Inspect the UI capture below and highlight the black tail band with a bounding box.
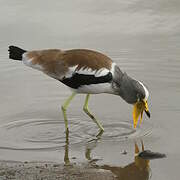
[8,46,27,61]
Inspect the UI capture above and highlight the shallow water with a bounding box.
[0,0,180,179]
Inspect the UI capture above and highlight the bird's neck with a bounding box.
[112,72,138,104]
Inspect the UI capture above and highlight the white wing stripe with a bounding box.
[65,65,110,78]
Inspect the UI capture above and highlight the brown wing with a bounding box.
[25,48,113,79]
[62,49,113,70]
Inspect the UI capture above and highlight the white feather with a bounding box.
[138,81,149,100]
[95,68,110,77]
[22,53,44,71]
[65,65,110,78]
[110,62,116,75]
[75,83,114,94]
[65,65,78,78]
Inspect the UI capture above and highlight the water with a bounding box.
[0,0,180,179]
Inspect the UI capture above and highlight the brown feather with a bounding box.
[63,49,112,70]
[26,49,113,78]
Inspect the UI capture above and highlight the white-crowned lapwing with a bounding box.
[8,46,150,133]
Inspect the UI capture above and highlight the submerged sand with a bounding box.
[0,161,115,180]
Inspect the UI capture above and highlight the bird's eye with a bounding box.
[137,94,141,102]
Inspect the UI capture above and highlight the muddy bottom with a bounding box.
[0,161,115,180]
[0,139,166,180]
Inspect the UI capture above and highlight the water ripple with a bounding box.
[0,117,153,151]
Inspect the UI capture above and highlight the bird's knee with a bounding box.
[83,106,88,112]
[61,105,66,112]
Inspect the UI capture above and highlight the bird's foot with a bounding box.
[96,129,104,139]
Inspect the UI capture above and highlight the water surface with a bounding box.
[0,0,180,179]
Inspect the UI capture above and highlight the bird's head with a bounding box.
[132,81,150,128]
[117,73,150,128]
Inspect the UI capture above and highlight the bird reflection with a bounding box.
[85,139,165,180]
[63,132,166,180]
[64,130,103,165]
[85,130,103,161]
[101,141,150,180]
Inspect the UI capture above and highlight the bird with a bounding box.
[8,45,150,133]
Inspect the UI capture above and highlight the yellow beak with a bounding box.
[133,100,150,128]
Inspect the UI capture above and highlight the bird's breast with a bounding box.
[74,83,114,94]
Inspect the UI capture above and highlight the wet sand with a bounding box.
[0,0,180,179]
[0,161,115,180]
[0,140,166,180]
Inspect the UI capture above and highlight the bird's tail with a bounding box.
[8,45,27,61]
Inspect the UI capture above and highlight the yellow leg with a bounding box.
[83,94,104,132]
[64,130,70,165]
[61,92,76,132]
